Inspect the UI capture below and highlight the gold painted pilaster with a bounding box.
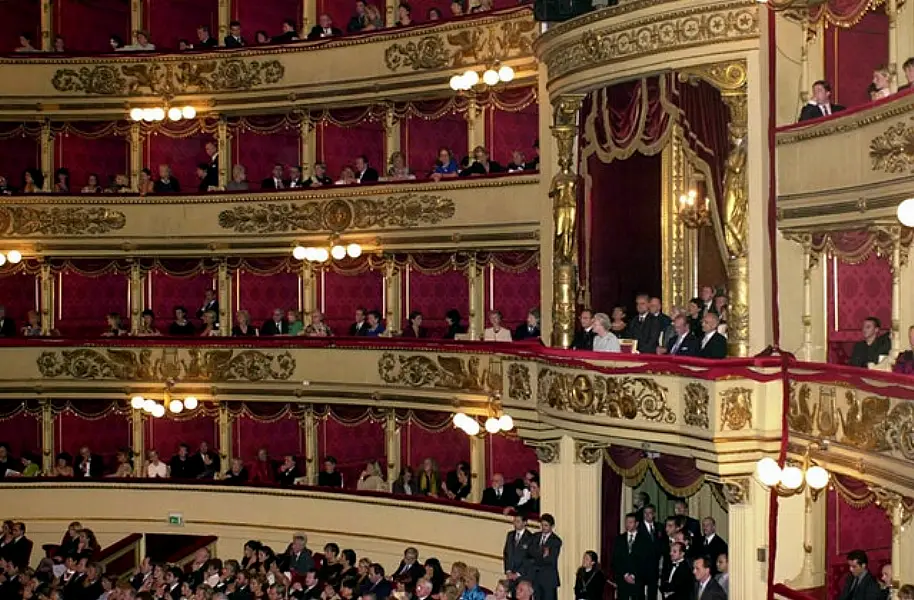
[303,0,316,36]
[384,259,402,336]
[301,262,316,315]
[131,0,143,36]
[384,410,400,491]
[467,256,485,340]
[801,236,817,361]
[301,122,316,177]
[889,0,899,93]
[888,494,914,585]
[40,120,54,191]
[469,434,485,503]
[40,399,53,473]
[549,94,585,349]
[662,124,690,311]
[218,0,231,40]
[726,478,768,599]
[131,408,145,475]
[218,402,232,463]
[217,117,230,188]
[129,124,143,189]
[129,260,144,335]
[39,261,55,335]
[889,226,903,351]
[40,0,52,51]
[217,259,232,335]
[384,107,399,167]
[302,407,318,485]
[466,97,485,157]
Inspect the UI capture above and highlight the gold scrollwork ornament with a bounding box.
[528,440,560,463]
[683,382,710,429]
[0,206,126,236]
[506,363,532,402]
[719,387,753,431]
[575,441,607,464]
[378,352,487,391]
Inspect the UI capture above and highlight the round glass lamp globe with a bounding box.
[183,396,198,410]
[130,395,145,409]
[142,108,156,122]
[168,399,184,414]
[331,245,347,260]
[484,417,500,434]
[497,65,515,82]
[151,403,166,418]
[755,457,782,487]
[143,399,157,413]
[449,75,463,91]
[346,243,362,258]
[463,70,479,87]
[167,107,183,121]
[498,414,514,431]
[463,418,480,436]
[897,198,914,228]
[7,250,21,264]
[303,247,318,262]
[182,106,196,119]
[482,69,499,86]
[130,108,144,121]
[152,108,166,121]
[292,246,307,260]
[0,254,6,267]
[805,465,830,490]
[780,465,805,490]
[314,248,330,263]
[453,412,469,428]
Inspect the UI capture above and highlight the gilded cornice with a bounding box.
[536,0,759,84]
[0,205,126,235]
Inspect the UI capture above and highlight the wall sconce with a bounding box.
[129,105,198,123]
[130,380,199,418]
[677,189,710,229]
[0,250,23,267]
[449,62,515,92]
[453,397,514,437]
[755,444,830,500]
[293,235,362,264]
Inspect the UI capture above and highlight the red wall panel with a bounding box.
[233,0,301,45]
[57,0,130,53]
[401,112,468,177]
[825,489,891,600]
[0,137,40,188]
[148,270,216,326]
[826,255,892,364]
[485,103,539,166]
[316,121,385,181]
[321,269,384,335]
[825,8,889,109]
[236,270,301,325]
[0,0,40,52]
[0,411,41,458]
[489,265,540,331]
[56,133,129,193]
[404,268,468,336]
[486,433,537,484]
[145,0,218,51]
[318,415,385,488]
[146,413,218,458]
[0,273,39,324]
[55,411,130,469]
[233,409,303,462]
[57,271,129,337]
[402,420,469,476]
[145,131,215,192]
[232,128,301,190]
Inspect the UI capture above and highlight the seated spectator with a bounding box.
[105,173,130,193]
[303,311,332,336]
[134,309,160,336]
[516,479,540,515]
[698,313,728,359]
[20,310,42,337]
[506,151,527,173]
[120,30,155,51]
[308,14,343,40]
[850,316,892,368]
[287,165,305,188]
[82,173,102,193]
[608,305,627,335]
[354,155,380,183]
[18,452,40,477]
[798,80,844,121]
[357,460,387,492]
[318,456,343,487]
[109,449,133,477]
[136,168,154,194]
[471,0,493,11]
[902,57,914,90]
[387,151,415,180]
[362,4,385,30]
[169,306,197,335]
[443,309,466,339]
[178,39,193,51]
[232,310,258,336]
[0,306,14,338]
[459,146,504,176]
[224,458,249,484]
[287,309,304,335]
[686,298,703,337]
[590,312,621,353]
[272,19,300,44]
[401,311,427,338]
[395,3,413,26]
[431,147,460,181]
[52,453,74,477]
[250,448,275,484]
[0,175,15,195]
[659,314,699,357]
[392,467,414,495]
[450,0,465,16]
[226,164,249,190]
[461,568,485,600]
[481,473,514,508]
[102,312,128,337]
[22,168,43,193]
[195,25,218,48]
[428,7,442,20]
[305,162,333,187]
[867,82,879,101]
[51,35,65,52]
[894,325,914,374]
[513,309,540,341]
[146,450,168,478]
[225,20,245,47]
[262,163,286,189]
[109,35,125,50]
[900,584,914,600]
[197,453,217,479]
[200,310,219,336]
[483,310,512,342]
[262,308,290,335]
[54,168,70,192]
[365,310,385,336]
[336,166,357,185]
[442,465,470,501]
[525,139,540,170]
[348,0,368,32]
[15,33,37,52]
[872,66,892,100]
[255,30,271,44]
[154,164,180,193]
[196,163,212,192]
[277,454,298,486]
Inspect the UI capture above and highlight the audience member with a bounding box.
[573,551,603,600]
[196,25,218,48]
[698,313,727,359]
[354,155,380,183]
[225,21,245,47]
[460,146,504,176]
[513,310,540,341]
[15,33,37,52]
[401,311,427,338]
[308,14,343,40]
[590,312,621,353]
[483,310,512,342]
[571,309,595,350]
[304,163,333,187]
[394,4,413,27]
[872,66,892,100]
[226,164,249,190]
[273,19,300,43]
[154,164,180,192]
[850,316,892,368]
[893,325,914,374]
[799,80,845,121]
[443,309,466,339]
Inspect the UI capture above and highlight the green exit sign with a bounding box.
[168,513,184,526]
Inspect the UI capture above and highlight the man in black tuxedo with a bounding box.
[190,441,221,475]
[691,556,726,600]
[286,165,305,188]
[130,556,153,590]
[261,164,286,190]
[261,308,290,335]
[362,564,392,599]
[662,315,700,356]
[798,80,846,122]
[626,294,662,354]
[62,556,88,597]
[0,306,15,337]
[571,310,596,351]
[503,514,533,583]
[838,550,882,600]
[307,14,343,40]
[75,446,104,478]
[697,314,727,359]
[697,518,728,574]
[390,547,425,588]
[304,162,333,187]
[673,502,702,541]
[272,19,299,44]
[613,513,650,600]
[483,473,516,508]
[514,310,541,341]
[698,286,716,317]
[659,543,692,600]
[649,297,671,332]
[5,523,32,570]
[354,155,379,183]
[638,505,665,600]
[349,308,369,336]
[224,21,244,47]
[347,0,367,32]
[229,569,252,600]
[196,25,218,48]
[154,164,180,193]
[197,289,219,321]
[203,141,219,189]
[528,514,561,600]
[169,443,194,479]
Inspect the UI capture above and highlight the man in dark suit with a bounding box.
[0,306,14,338]
[284,533,314,574]
[572,310,596,351]
[659,543,692,600]
[663,315,700,356]
[307,14,343,40]
[697,518,728,574]
[224,21,244,47]
[697,314,727,359]
[838,550,882,600]
[347,0,367,32]
[229,569,252,600]
[673,502,702,542]
[6,523,32,570]
[849,316,892,368]
[638,505,665,600]
[390,547,425,589]
[354,155,379,183]
[798,80,846,122]
[196,26,218,48]
[190,441,221,475]
[75,446,104,478]
[169,443,194,479]
[360,564,391,598]
[261,308,290,336]
[691,556,726,600]
[626,294,662,354]
[286,165,305,188]
[272,19,300,44]
[153,164,180,193]
[483,473,516,508]
[649,297,672,331]
[261,164,286,190]
[197,289,219,321]
[528,513,561,600]
[503,514,534,582]
[698,286,716,317]
[349,308,369,336]
[613,513,650,600]
[202,141,219,189]
[514,310,541,341]
[304,162,333,187]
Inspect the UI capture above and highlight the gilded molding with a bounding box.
[539,1,758,81]
[869,117,914,173]
[574,441,608,464]
[538,368,676,423]
[217,194,456,233]
[683,382,710,429]
[377,352,495,391]
[527,440,560,463]
[36,348,296,382]
[0,205,126,235]
[719,387,753,431]
[506,362,532,402]
[719,477,750,504]
[52,59,285,96]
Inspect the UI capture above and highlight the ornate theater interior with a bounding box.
[0,0,912,599]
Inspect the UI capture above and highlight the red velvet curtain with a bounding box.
[825,486,892,599]
[232,404,303,463]
[57,271,129,337]
[233,0,301,43]
[56,0,130,53]
[145,131,216,193]
[318,412,385,488]
[825,7,889,108]
[402,415,469,474]
[489,264,540,331]
[145,412,218,458]
[149,270,216,326]
[826,254,892,364]
[145,0,218,51]
[0,0,40,52]
[0,273,38,324]
[401,111,468,178]
[55,408,130,469]
[0,408,41,458]
[232,126,301,190]
[236,270,301,325]
[485,103,539,166]
[322,268,383,334]
[316,120,386,181]
[55,131,129,193]
[587,151,662,313]
[0,135,40,188]
[405,267,468,336]
[485,434,537,483]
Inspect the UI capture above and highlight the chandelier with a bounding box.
[130,380,199,418]
[449,63,515,92]
[0,250,23,267]
[292,235,362,263]
[452,394,515,436]
[677,189,710,229]
[129,105,198,123]
[755,444,830,499]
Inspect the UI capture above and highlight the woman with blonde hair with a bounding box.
[362,4,384,30]
[872,65,892,100]
[387,151,415,181]
[418,457,440,496]
[461,567,485,600]
[447,563,468,596]
[357,460,387,491]
[200,310,219,336]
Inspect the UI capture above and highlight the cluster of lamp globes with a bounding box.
[130,394,198,418]
[292,244,362,263]
[452,412,514,436]
[129,106,198,123]
[0,250,23,267]
[755,457,829,491]
[898,198,914,228]
[449,65,515,92]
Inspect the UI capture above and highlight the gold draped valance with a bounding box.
[808,228,913,265]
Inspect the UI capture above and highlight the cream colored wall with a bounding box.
[776,234,807,356]
[6,483,511,586]
[775,15,806,127]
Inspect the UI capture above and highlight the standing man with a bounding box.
[638,504,665,600]
[503,514,533,585]
[837,550,882,600]
[626,294,662,354]
[572,309,596,350]
[691,556,726,600]
[612,512,650,600]
[528,514,561,600]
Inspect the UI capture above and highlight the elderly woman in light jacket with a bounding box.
[357,460,387,492]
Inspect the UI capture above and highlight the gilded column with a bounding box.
[217,117,230,188]
[39,261,55,335]
[302,407,319,484]
[466,97,485,157]
[218,0,231,40]
[217,259,232,335]
[887,493,914,585]
[129,123,143,188]
[40,399,53,473]
[384,106,399,167]
[662,124,690,310]
[131,0,143,36]
[384,410,400,491]
[801,236,817,361]
[384,258,402,336]
[468,434,485,503]
[467,256,485,340]
[301,262,316,315]
[40,120,54,191]
[302,0,317,36]
[218,402,233,464]
[129,260,144,335]
[723,478,768,600]
[40,0,52,51]
[549,95,585,349]
[888,0,899,92]
[784,492,826,590]
[301,122,317,177]
[131,408,145,474]
[890,226,903,352]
